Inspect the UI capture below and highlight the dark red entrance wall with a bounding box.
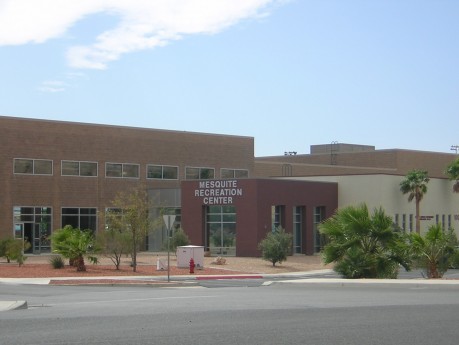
[181,179,337,257]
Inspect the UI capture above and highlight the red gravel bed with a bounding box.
[0,263,242,278]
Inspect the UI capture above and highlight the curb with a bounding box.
[0,300,28,312]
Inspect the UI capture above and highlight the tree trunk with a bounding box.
[132,236,137,272]
[75,255,86,272]
[415,199,421,234]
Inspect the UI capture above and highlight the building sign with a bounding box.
[194,180,243,205]
[420,216,434,221]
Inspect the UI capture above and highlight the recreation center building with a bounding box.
[1,116,457,256]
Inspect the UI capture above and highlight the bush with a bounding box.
[50,225,99,271]
[0,237,30,265]
[49,255,65,269]
[409,224,459,278]
[319,204,410,279]
[171,228,190,252]
[258,227,292,267]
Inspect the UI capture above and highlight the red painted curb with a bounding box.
[195,275,263,280]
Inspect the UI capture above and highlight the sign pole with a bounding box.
[162,214,176,282]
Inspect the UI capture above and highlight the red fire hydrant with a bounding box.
[189,258,195,274]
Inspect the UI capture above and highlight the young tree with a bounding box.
[97,218,132,270]
[400,169,430,234]
[409,224,459,278]
[319,204,410,279]
[50,225,98,271]
[258,227,293,267]
[0,237,30,266]
[109,185,160,272]
[445,157,459,193]
[164,228,190,254]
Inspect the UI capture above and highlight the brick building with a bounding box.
[0,116,254,254]
[1,116,457,256]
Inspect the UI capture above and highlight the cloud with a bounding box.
[37,80,67,93]
[0,0,279,69]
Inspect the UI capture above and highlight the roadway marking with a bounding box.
[48,295,217,306]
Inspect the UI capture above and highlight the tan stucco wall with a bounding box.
[285,174,459,235]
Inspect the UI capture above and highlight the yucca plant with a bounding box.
[49,255,65,269]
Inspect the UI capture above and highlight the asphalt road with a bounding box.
[1,281,459,345]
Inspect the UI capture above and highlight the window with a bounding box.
[106,163,139,178]
[62,161,97,176]
[206,205,236,256]
[62,207,97,232]
[271,205,284,231]
[293,206,304,254]
[221,168,249,179]
[442,214,446,230]
[313,206,325,253]
[147,165,178,180]
[409,214,413,232]
[402,214,406,231]
[186,167,215,180]
[14,158,52,175]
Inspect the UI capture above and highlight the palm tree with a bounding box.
[409,223,459,278]
[445,157,459,193]
[400,169,430,234]
[319,204,410,279]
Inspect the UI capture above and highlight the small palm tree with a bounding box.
[400,169,430,234]
[319,204,410,279]
[445,157,459,193]
[50,225,98,271]
[409,224,459,278]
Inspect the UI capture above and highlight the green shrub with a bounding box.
[49,255,65,269]
[50,225,99,271]
[319,204,411,279]
[0,237,30,266]
[409,225,459,278]
[258,227,292,267]
[168,228,190,253]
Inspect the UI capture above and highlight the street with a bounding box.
[1,281,459,345]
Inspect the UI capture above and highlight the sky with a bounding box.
[0,0,458,157]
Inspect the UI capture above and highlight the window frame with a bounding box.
[14,158,53,175]
[105,162,140,179]
[185,166,215,180]
[146,164,179,180]
[220,168,249,179]
[61,160,98,177]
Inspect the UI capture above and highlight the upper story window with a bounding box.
[106,163,139,178]
[14,158,53,175]
[221,168,249,179]
[186,167,215,180]
[147,165,178,180]
[62,161,98,177]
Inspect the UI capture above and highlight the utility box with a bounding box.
[176,245,204,269]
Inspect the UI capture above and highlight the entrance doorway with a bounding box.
[13,207,52,254]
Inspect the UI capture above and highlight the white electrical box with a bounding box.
[176,245,204,269]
